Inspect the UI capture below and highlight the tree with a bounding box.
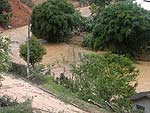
[31,0,81,42]
[78,0,127,7]
[71,53,138,112]
[84,2,150,56]
[0,0,12,26]
[0,35,10,72]
[0,35,11,87]
[19,37,46,68]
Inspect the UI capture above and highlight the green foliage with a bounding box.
[0,35,11,72]
[0,0,12,26]
[0,96,18,107]
[82,33,95,49]
[31,0,82,42]
[20,0,33,8]
[19,37,46,68]
[0,97,32,113]
[71,53,138,112]
[28,63,48,84]
[78,0,127,6]
[9,62,27,77]
[85,2,150,56]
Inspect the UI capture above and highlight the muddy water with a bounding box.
[136,61,150,92]
[41,43,105,79]
[42,43,104,65]
[42,43,150,92]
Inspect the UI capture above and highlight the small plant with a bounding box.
[71,53,139,112]
[0,97,32,113]
[19,36,46,68]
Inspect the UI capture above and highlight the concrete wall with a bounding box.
[131,98,150,113]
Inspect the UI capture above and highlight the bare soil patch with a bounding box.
[0,0,31,31]
[9,0,32,28]
[0,75,86,113]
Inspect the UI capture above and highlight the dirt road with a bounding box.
[0,74,86,113]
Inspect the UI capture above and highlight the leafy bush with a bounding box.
[9,62,27,77]
[28,64,48,85]
[0,100,32,113]
[71,53,139,112]
[84,2,150,56]
[19,36,46,68]
[31,0,82,42]
[0,96,32,113]
[0,0,12,26]
[0,35,11,72]
[0,96,18,107]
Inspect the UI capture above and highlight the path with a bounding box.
[0,74,86,113]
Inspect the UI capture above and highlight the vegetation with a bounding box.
[0,0,12,26]
[19,37,46,68]
[20,0,33,8]
[78,0,126,7]
[70,53,138,112]
[31,0,82,42]
[83,2,150,56]
[0,96,32,113]
[0,35,10,72]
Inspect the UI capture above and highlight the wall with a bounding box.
[131,98,150,113]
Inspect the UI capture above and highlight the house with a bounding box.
[130,91,150,113]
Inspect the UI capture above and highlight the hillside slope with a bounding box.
[0,0,31,31]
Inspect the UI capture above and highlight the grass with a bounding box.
[42,76,111,113]
[0,101,32,113]
[9,68,111,113]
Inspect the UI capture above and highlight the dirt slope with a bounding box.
[0,0,31,31]
[0,75,86,113]
[9,0,32,28]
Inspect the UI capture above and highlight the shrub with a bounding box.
[31,0,82,42]
[9,62,27,77]
[19,37,46,68]
[0,96,32,113]
[0,0,12,26]
[84,2,150,56]
[0,35,11,72]
[71,53,139,112]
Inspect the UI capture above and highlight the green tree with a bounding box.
[19,37,46,68]
[31,0,81,42]
[84,2,150,56]
[71,53,138,112]
[0,0,12,26]
[0,35,10,87]
[0,35,10,72]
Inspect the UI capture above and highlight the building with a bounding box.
[130,91,150,113]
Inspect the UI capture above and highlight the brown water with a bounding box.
[43,43,150,92]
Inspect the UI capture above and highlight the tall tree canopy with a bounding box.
[84,2,150,56]
[31,0,81,42]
